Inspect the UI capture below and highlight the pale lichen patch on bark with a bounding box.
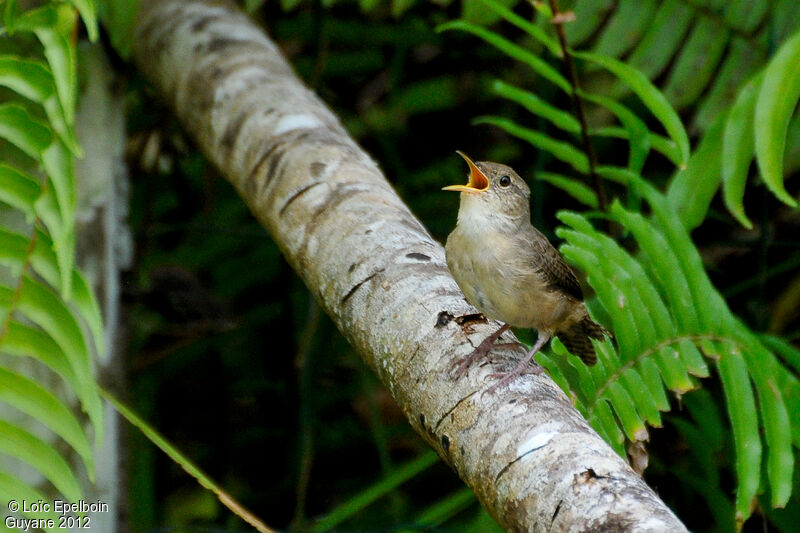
[274,114,324,135]
[517,424,560,456]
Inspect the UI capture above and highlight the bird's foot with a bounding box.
[483,334,549,394]
[450,324,516,378]
[484,361,543,394]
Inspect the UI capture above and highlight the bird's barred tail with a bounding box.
[558,317,610,365]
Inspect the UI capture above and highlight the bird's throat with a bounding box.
[457,194,517,236]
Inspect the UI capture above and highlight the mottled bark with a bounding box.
[131,1,687,531]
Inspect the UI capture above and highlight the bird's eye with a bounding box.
[499,175,511,187]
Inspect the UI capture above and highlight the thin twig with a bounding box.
[547,0,608,211]
[101,387,276,533]
[293,299,321,526]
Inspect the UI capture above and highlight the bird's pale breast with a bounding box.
[445,225,577,333]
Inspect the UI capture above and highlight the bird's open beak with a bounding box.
[442,151,489,193]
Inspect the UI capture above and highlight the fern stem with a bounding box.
[100,386,276,533]
[547,0,608,211]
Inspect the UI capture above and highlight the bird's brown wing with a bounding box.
[527,227,584,301]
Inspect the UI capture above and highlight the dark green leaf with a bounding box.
[0,103,53,158]
[754,30,800,207]
[3,0,20,31]
[69,0,98,41]
[437,20,571,93]
[589,399,626,456]
[604,382,646,442]
[722,73,763,229]
[0,419,82,502]
[749,344,793,507]
[591,0,658,60]
[96,0,138,57]
[0,471,62,530]
[14,277,92,385]
[0,228,27,277]
[0,368,93,475]
[563,0,615,47]
[564,0,617,46]
[590,127,681,167]
[41,140,76,297]
[560,243,640,359]
[0,56,53,102]
[620,368,662,427]
[462,0,516,27]
[726,0,769,32]
[559,214,696,390]
[535,353,572,399]
[309,450,439,530]
[693,39,762,133]
[622,0,693,81]
[493,80,580,134]
[0,164,40,220]
[25,5,77,127]
[0,56,78,152]
[760,334,800,376]
[1,320,104,441]
[662,18,729,110]
[717,355,761,524]
[472,0,561,56]
[536,172,598,208]
[666,114,725,230]
[580,91,650,173]
[32,230,105,357]
[575,51,690,166]
[473,116,588,173]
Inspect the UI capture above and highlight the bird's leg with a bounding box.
[451,323,516,377]
[485,333,548,393]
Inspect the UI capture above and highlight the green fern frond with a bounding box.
[436,19,571,93]
[581,0,783,132]
[669,27,800,229]
[666,113,725,230]
[0,0,103,525]
[443,0,800,526]
[753,30,800,207]
[473,115,589,173]
[721,73,761,230]
[554,193,793,521]
[449,0,800,229]
[610,169,793,517]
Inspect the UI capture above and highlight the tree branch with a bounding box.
[132,1,687,530]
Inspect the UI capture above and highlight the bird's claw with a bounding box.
[483,363,543,394]
[449,324,514,378]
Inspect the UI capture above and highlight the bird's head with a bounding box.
[443,151,531,226]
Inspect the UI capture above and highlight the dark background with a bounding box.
[117,1,800,531]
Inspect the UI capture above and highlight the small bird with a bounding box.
[443,151,608,389]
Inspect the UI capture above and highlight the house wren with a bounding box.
[443,151,608,389]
